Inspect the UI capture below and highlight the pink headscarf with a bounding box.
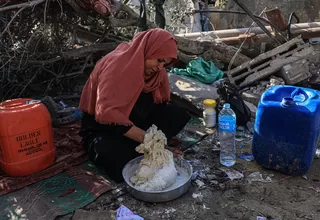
[79,28,177,125]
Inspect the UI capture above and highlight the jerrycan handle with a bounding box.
[290,88,308,103]
[281,88,308,107]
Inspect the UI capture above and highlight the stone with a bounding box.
[207,174,217,180]
[279,59,311,85]
[309,62,320,75]
[198,171,207,180]
[168,73,219,117]
[237,126,245,131]
[268,76,285,87]
[219,183,226,190]
[72,209,115,220]
[246,120,255,133]
[241,91,261,106]
[210,180,219,185]
[244,101,257,118]
[192,146,200,153]
[195,179,205,188]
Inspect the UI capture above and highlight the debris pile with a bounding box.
[0,0,253,102]
[227,36,320,107]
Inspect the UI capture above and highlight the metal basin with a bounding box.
[122,156,193,203]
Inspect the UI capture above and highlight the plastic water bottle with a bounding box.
[218,103,236,166]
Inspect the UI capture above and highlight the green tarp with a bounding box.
[171,57,224,84]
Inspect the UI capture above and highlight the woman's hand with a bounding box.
[123,125,146,143]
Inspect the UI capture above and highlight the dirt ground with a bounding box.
[52,40,320,220]
[56,125,320,220]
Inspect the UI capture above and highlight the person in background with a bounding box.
[78,28,190,182]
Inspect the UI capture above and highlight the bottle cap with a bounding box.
[203,99,216,107]
[223,103,230,108]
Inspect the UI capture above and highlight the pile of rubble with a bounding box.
[226,36,320,107]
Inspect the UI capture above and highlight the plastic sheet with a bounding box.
[116,205,144,220]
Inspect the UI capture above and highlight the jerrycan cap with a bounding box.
[281,97,296,107]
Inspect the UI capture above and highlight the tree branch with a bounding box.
[63,0,88,20]
[1,7,25,35]
[0,0,45,12]
[62,43,118,59]
[109,4,157,28]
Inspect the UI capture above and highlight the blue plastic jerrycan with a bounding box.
[252,85,320,175]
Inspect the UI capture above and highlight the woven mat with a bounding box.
[0,123,87,196]
[0,161,112,220]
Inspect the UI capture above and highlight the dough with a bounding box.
[130,125,177,191]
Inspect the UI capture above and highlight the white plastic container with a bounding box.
[203,99,217,128]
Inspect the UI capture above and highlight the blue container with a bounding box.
[252,85,320,175]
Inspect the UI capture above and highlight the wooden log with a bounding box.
[74,27,251,66]
[216,27,320,46]
[175,22,320,40]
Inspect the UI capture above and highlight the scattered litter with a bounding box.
[237,126,245,131]
[192,192,203,201]
[210,180,219,185]
[309,37,320,45]
[236,132,253,139]
[212,145,220,152]
[184,148,196,154]
[117,197,124,202]
[235,137,244,142]
[315,149,320,159]
[202,204,210,210]
[195,179,205,188]
[309,186,320,193]
[247,172,273,184]
[239,145,245,149]
[112,186,127,198]
[302,175,308,180]
[187,159,205,166]
[191,172,198,180]
[164,208,176,214]
[269,76,285,87]
[192,170,208,180]
[115,205,144,220]
[198,171,207,180]
[219,183,226,190]
[59,100,68,108]
[257,216,279,220]
[256,216,278,220]
[219,167,244,180]
[239,154,254,161]
[207,174,217,180]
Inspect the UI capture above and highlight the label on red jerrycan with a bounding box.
[0,98,56,177]
[13,129,51,157]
